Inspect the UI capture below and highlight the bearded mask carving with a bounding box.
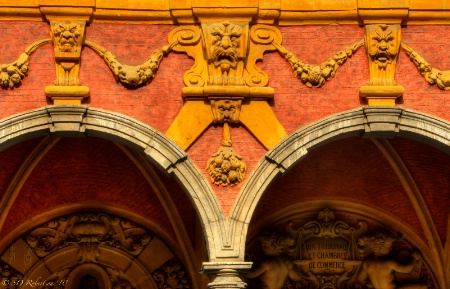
[367,25,399,70]
[365,24,401,86]
[202,21,248,86]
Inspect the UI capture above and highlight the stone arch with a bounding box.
[0,204,192,289]
[0,105,226,261]
[230,106,450,288]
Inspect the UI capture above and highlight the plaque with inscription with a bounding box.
[246,208,436,289]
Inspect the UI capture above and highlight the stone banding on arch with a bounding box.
[0,105,227,261]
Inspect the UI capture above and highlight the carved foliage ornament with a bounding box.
[0,39,51,89]
[246,209,434,289]
[206,123,246,186]
[152,259,191,289]
[85,40,177,87]
[273,39,364,88]
[402,42,450,90]
[26,213,152,263]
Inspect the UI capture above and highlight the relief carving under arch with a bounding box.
[246,207,437,289]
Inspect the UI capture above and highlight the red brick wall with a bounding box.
[251,137,427,242]
[1,22,450,220]
[0,138,180,242]
[390,138,450,246]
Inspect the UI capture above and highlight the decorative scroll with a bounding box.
[206,123,246,186]
[85,39,177,87]
[0,39,51,89]
[246,208,434,289]
[402,42,450,90]
[246,25,282,87]
[26,213,152,262]
[152,259,191,289]
[273,40,364,88]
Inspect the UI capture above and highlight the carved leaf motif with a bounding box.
[0,39,51,89]
[26,214,153,260]
[152,259,191,289]
[273,39,364,88]
[85,39,176,87]
[402,42,450,90]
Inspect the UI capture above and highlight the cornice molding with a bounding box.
[1,0,450,25]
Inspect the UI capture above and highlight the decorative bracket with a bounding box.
[360,24,404,106]
[45,21,89,104]
[165,23,287,153]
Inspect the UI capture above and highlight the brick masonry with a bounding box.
[0,22,449,245]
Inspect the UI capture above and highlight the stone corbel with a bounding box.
[45,21,90,104]
[165,23,287,153]
[359,24,404,106]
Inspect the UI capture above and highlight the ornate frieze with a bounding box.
[0,39,51,89]
[26,213,152,263]
[246,208,435,289]
[402,42,450,90]
[273,39,364,88]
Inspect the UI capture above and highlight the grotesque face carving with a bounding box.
[53,22,82,52]
[208,22,243,72]
[368,25,399,69]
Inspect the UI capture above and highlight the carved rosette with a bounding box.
[152,259,191,289]
[25,213,152,263]
[246,208,436,289]
[365,24,401,86]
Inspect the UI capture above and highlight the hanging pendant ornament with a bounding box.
[206,123,246,186]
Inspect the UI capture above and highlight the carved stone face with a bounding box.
[368,25,399,69]
[209,22,243,72]
[55,23,81,52]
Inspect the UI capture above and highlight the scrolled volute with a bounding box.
[0,39,51,89]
